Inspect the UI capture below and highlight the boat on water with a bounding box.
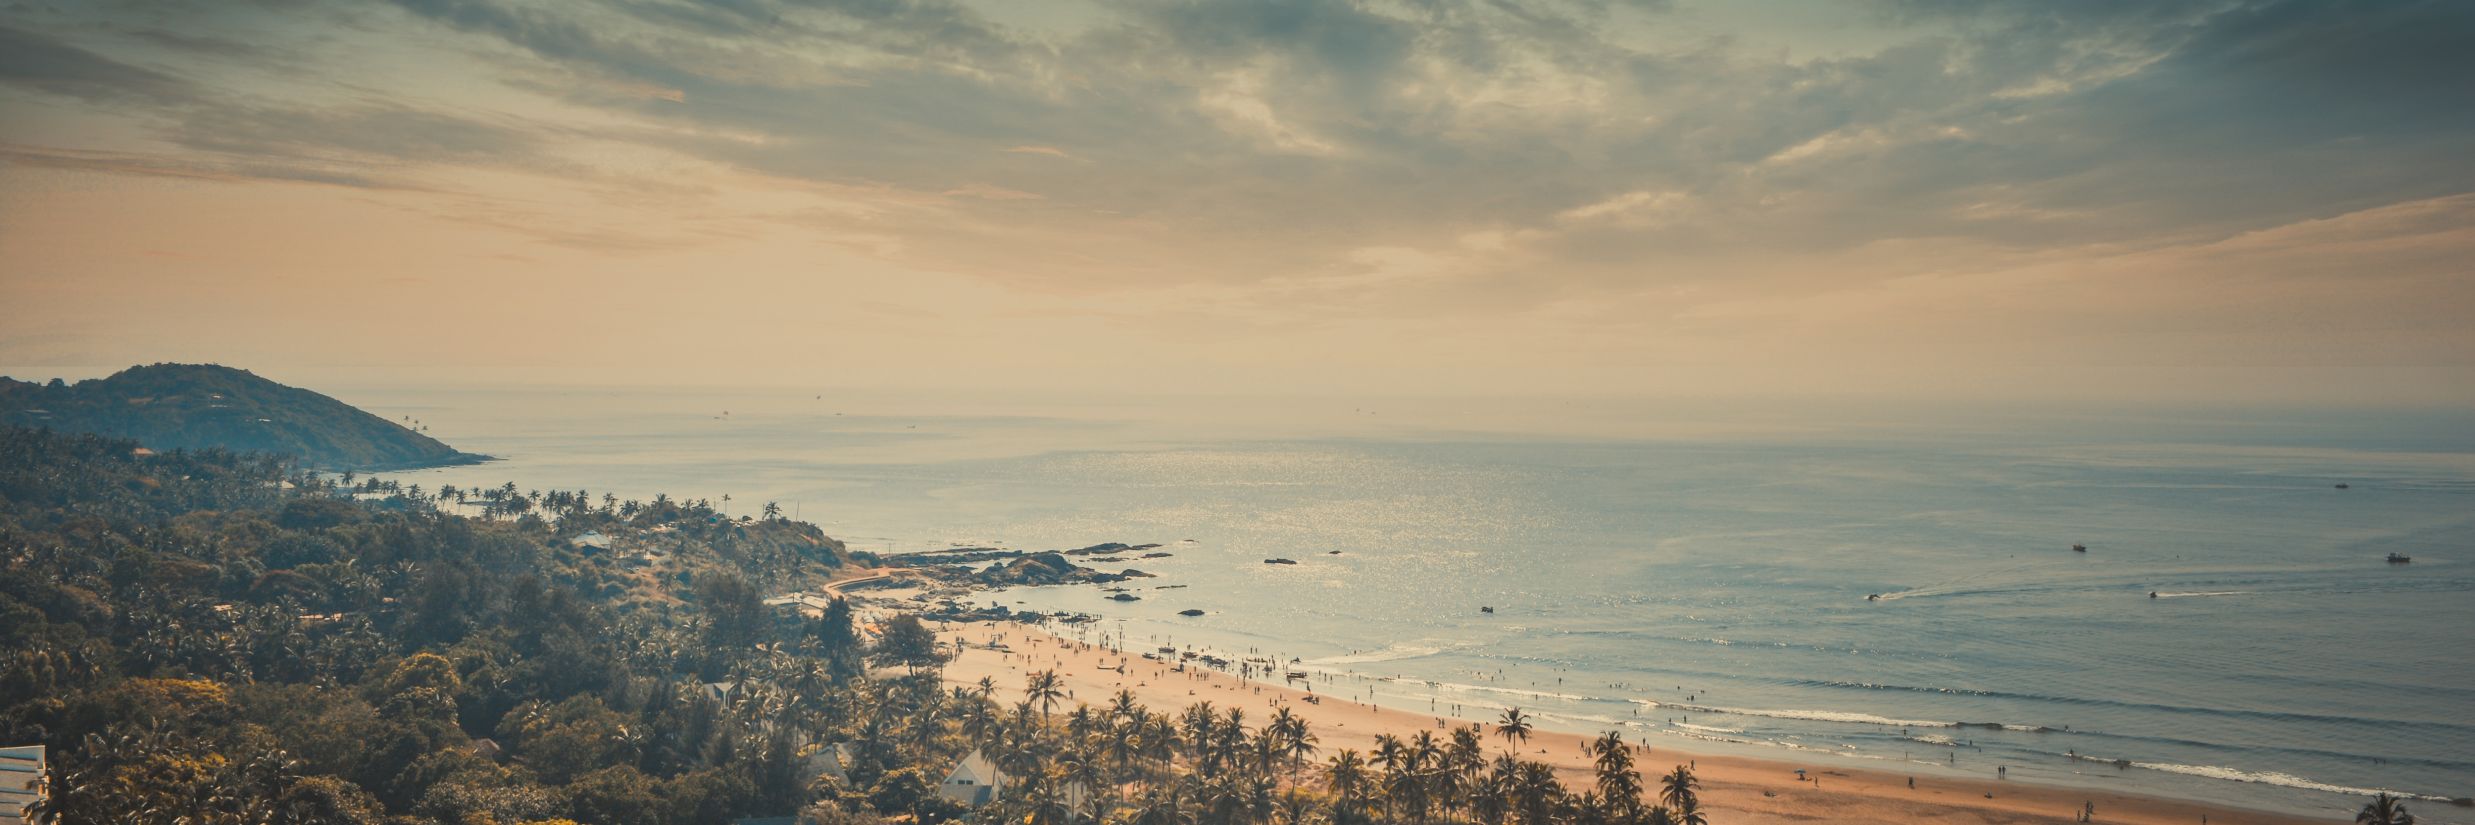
[2387,553,2413,564]
[1263,558,1298,565]
[2071,544,2087,552]
[1480,605,1495,613]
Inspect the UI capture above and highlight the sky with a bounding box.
[2,0,2471,407]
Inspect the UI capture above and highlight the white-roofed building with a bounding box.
[938,749,1005,806]
[0,745,45,825]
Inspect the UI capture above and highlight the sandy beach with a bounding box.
[933,621,2341,825]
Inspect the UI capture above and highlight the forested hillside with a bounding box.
[0,425,872,823]
[0,364,487,470]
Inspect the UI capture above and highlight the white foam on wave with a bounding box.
[1660,728,1761,747]
[1403,679,1594,704]
[1308,642,1448,666]
[1527,709,1637,729]
[1672,722,1744,735]
[1631,699,1954,730]
[2127,761,2449,801]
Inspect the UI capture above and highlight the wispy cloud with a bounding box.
[2,0,2470,400]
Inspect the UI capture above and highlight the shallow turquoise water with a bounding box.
[367,386,2475,821]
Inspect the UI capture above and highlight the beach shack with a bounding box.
[938,749,1005,806]
[804,741,857,784]
[0,745,45,825]
[571,531,612,555]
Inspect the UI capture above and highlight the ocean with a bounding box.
[357,383,2475,822]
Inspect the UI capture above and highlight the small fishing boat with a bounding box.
[2387,553,2413,564]
[1179,609,1205,616]
[2071,544,2087,552]
[1480,606,1495,613]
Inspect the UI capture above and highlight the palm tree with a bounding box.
[1327,750,1371,821]
[1589,730,1642,819]
[2358,793,2417,825]
[1268,707,1317,778]
[1437,725,1482,823]
[1470,757,1517,825]
[1180,702,1219,765]
[1514,760,1564,825]
[1659,765,1700,814]
[1027,669,1065,720]
[1128,785,1192,825]
[1497,707,1535,752]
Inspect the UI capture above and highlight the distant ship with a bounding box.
[2386,553,2412,564]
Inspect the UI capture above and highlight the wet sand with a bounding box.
[934,621,2340,825]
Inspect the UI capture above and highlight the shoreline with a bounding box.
[932,619,2344,825]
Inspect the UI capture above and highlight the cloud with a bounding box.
[0,143,415,191]
[171,101,548,168]
[0,23,193,105]
[4,0,2473,402]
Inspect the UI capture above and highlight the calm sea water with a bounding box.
[360,385,2475,821]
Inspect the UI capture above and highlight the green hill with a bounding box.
[0,363,488,470]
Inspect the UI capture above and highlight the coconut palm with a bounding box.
[1064,752,1112,822]
[1180,701,1219,765]
[1514,760,1564,825]
[1027,669,1065,720]
[1498,707,1535,752]
[2358,793,2416,825]
[1470,758,1516,825]
[1659,765,1701,815]
[1327,749,1372,822]
[1128,785,1193,825]
[1266,706,1318,777]
[1589,730,1643,820]
[1428,732,1474,824]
